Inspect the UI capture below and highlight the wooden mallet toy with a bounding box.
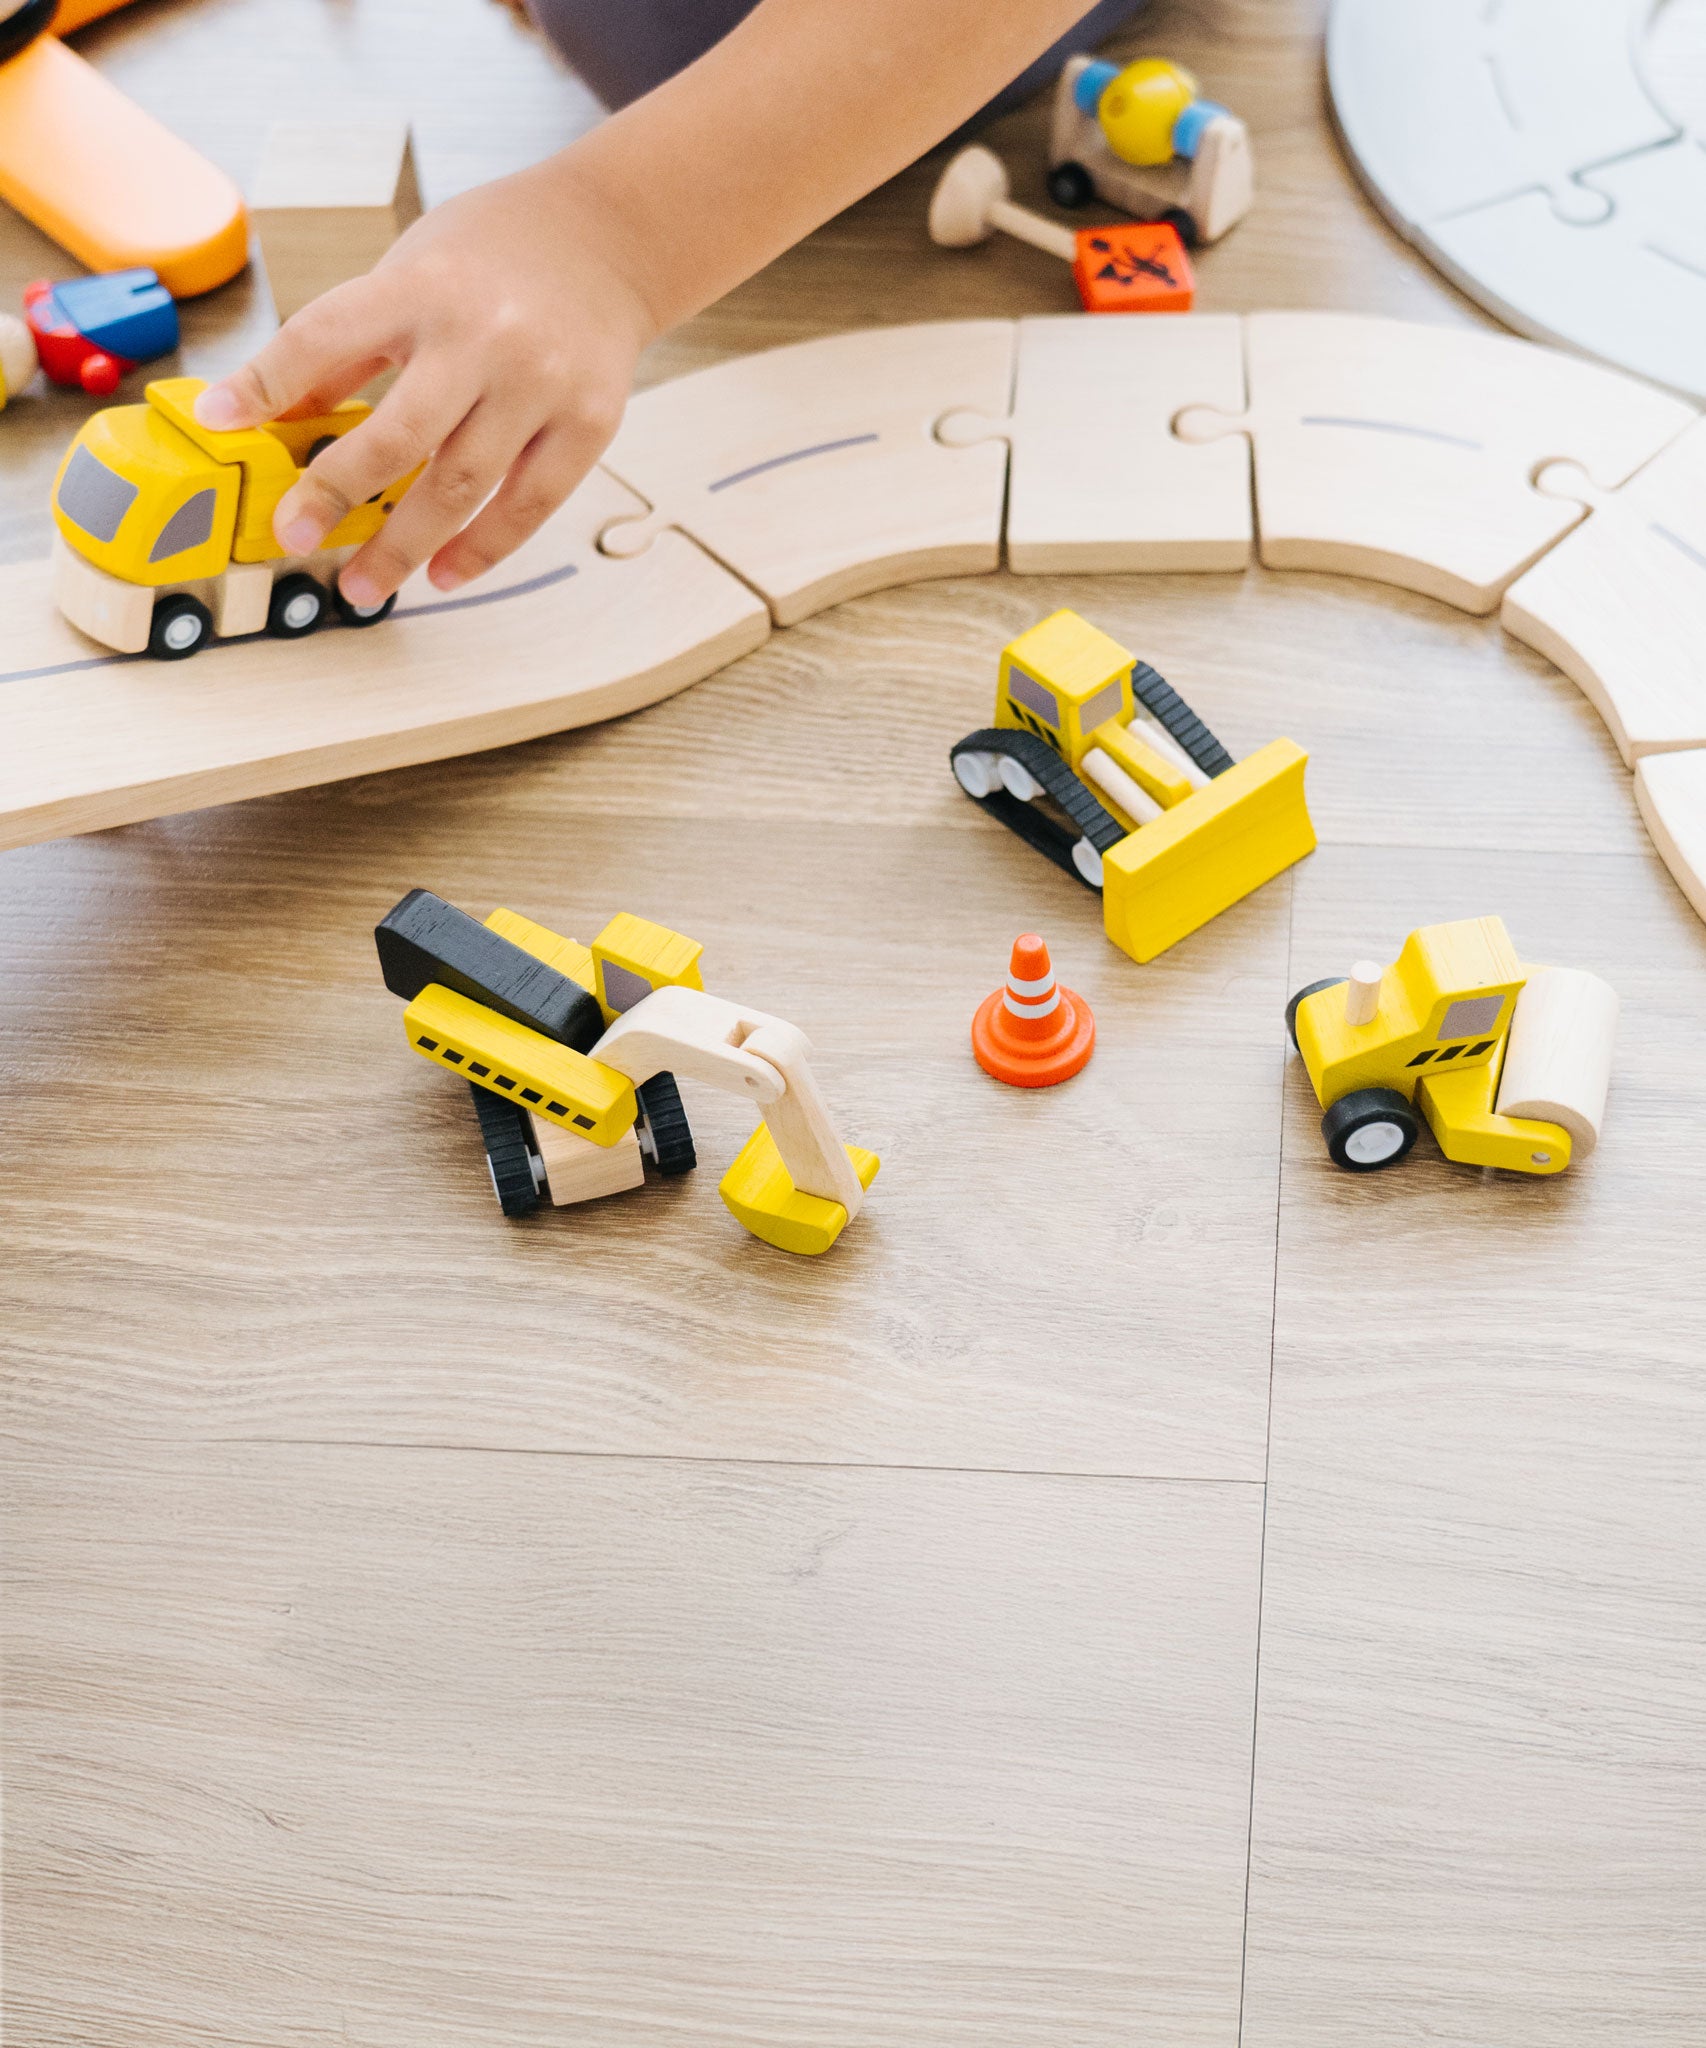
[927,144,1194,314]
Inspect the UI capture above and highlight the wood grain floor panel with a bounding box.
[3,1445,1263,2048]
[1241,842,1706,2047]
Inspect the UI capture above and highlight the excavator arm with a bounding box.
[592,986,878,1254]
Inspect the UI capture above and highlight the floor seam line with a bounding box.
[1237,866,1292,2048]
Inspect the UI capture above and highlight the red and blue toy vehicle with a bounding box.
[23,267,178,396]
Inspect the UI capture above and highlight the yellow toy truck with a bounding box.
[951,609,1315,963]
[49,374,416,659]
[1287,916,1619,1175]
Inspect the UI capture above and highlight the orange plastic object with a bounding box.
[0,35,248,297]
[972,933,1096,1088]
[52,0,142,31]
[1071,221,1195,315]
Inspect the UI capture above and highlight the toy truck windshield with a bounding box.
[56,445,138,544]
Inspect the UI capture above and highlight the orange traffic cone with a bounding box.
[972,933,1095,1088]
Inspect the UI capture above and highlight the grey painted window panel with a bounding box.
[1008,667,1060,729]
[56,446,139,545]
[148,488,219,564]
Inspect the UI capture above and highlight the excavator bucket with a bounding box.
[719,1124,881,1257]
[1100,738,1316,963]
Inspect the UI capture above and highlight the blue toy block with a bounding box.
[50,269,178,366]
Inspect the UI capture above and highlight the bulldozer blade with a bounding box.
[1100,738,1316,964]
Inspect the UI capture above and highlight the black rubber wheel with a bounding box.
[1159,204,1201,250]
[1047,161,1095,209]
[1321,1087,1418,1174]
[0,0,59,67]
[470,1083,542,1216]
[147,593,213,661]
[1286,977,1347,1052]
[266,572,327,639]
[635,1072,696,1177]
[304,434,339,467]
[334,587,398,629]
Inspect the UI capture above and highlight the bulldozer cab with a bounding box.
[996,609,1135,774]
[1294,916,1527,1108]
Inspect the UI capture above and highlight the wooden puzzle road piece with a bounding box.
[1634,748,1706,927]
[936,314,1251,574]
[1503,423,1706,765]
[0,467,768,852]
[1425,139,1706,402]
[597,321,1015,626]
[1327,0,1673,230]
[1174,312,1696,614]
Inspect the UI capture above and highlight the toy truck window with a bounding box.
[56,446,138,544]
[601,961,654,1013]
[1079,678,1125,732]
[147,488,219,563]
[1438,994,1504,1042]
[1007,668,1060,728]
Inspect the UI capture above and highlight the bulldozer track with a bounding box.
[950,726,1128,889]
[1129,661,1235,779]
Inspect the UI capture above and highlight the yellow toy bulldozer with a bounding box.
[1288,916,1619,1175]
[951,609,1316,962]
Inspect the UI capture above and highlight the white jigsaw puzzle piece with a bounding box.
[1634,747,1706,926]
[1174,312,1696,613]
[1504,420,1706,764]
[1427,136,1706,399]
[0,467,770,851]
[598,321,1015,625]
[936,313,1251,574]
[1328,0,1674,227]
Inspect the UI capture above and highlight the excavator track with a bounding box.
[949,726,1127,890]
[1129,660,1235,778]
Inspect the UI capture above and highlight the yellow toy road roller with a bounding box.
[951,609,1316,963]
[1287,916,1619,1175]
[49,375,417,658]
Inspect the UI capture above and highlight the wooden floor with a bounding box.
[4,3,1704,2043]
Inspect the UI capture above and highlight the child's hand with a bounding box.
[194,163,657,605]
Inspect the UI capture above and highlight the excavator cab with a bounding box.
[954,609,1316,963]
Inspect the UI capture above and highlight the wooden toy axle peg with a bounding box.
[928,144,1196,314]
[1344,961,1383,1027]
[928,145,1078,262]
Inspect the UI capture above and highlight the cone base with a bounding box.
[972,985,1096,1088]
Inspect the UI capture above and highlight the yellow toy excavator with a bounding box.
[951,609,1316,963]
[1287,916,1619,1175]
[376,890,877,1257]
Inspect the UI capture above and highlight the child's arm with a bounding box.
[193,0,1091,607]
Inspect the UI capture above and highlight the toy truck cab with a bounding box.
[50,375,415,659]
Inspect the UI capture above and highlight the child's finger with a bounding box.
[193,277,401,433]
[268,360,476,558]
[424,423,596,592]
[334,394,532,604]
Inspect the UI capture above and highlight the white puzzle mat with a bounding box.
[1328,0,1706,399]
